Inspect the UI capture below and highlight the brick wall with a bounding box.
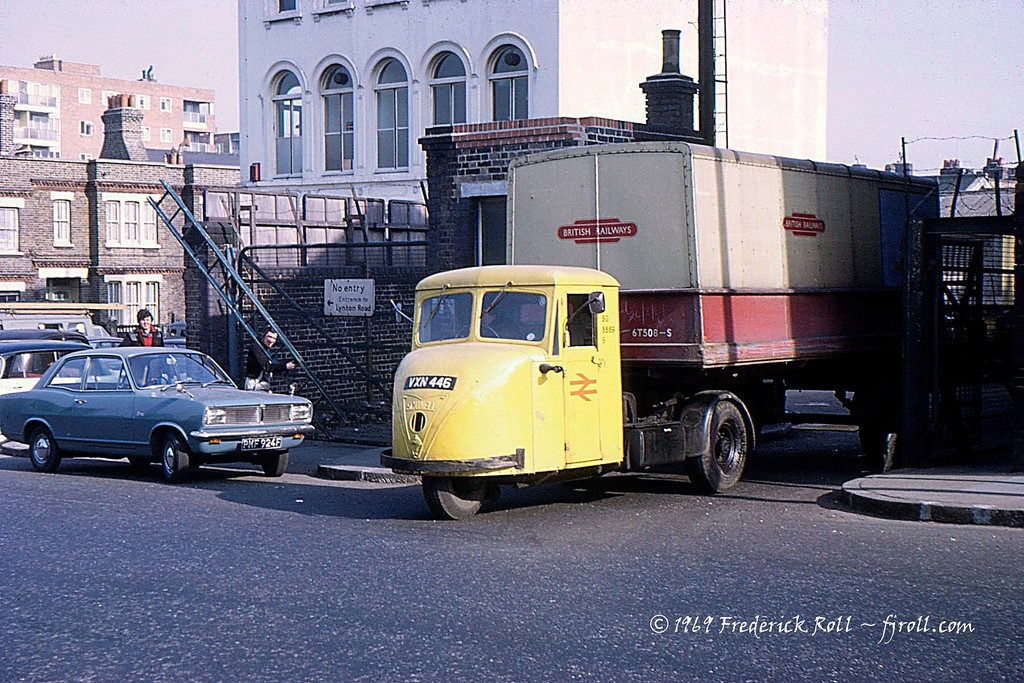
[420,116,640,271]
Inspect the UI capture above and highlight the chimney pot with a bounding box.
[661,29,681,74]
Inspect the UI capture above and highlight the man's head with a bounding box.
[137,308,154,331]
[262,328,278,347]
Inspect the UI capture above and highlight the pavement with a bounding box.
[3,431,1023,528]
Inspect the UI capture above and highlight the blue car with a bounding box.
[0,347,314,483]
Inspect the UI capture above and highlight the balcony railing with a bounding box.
[14,126,60,142]
[16,93,58,107]
[183,111,208,125]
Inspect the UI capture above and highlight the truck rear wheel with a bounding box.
[422,476,486,520]
[685,402,748,493]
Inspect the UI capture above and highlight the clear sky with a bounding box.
[0,0,1020,173]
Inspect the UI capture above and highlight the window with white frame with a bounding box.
[137,95,149,110]
[0,207,19,252]
[160,128,173,143]
[53,199,71,246]
[80,121,94,136]
[322,65,354,172]
[142,202,157,243]
[142,126,151,141]
[105,201,120,243]
[104,196,159,248]
[279,0,297,11]
[375,59,409,170]
[273,71,303,176]
[106,278,160,326]
[78,88,91,104]
[431,52,467,126]
[160,97,172,112]
[124,202,140,242]
[490,45,529,121]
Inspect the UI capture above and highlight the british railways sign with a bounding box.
[558,218,638,244]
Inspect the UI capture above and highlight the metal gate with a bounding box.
[903,216,1018,465]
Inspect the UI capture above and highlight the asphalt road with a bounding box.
[1,427,1021,683]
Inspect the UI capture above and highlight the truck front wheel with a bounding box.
[423,476,487,520]
[685,402,748,493]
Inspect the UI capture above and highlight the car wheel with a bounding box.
[160,433,191,484]
[261,450,289,477]
[29,426,62,474]
[422,476,486,520]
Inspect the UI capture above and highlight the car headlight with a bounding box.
[289,404,311,422]
[204,407,227,426]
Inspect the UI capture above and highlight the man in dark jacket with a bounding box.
[120,308,164,347]
[245,328,296,391]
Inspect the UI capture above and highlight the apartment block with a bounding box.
[0,80,237,327]
[0,55,218,161]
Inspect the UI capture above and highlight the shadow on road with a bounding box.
[0,423,875,521]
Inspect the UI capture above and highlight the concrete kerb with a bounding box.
[842,474,1024,528]
[317,463,419,485]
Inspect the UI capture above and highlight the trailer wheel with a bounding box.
[422,476,486,520]
[685,401,748,493]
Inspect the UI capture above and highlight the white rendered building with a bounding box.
[238,0,827,202]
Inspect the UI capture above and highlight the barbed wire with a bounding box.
[904,134,1016,145]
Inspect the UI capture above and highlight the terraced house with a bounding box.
[0,84,237,328]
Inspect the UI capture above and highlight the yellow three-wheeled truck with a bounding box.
[381,265,751,519]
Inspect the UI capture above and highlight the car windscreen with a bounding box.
[128,352,231,388]
[418,292,473,343]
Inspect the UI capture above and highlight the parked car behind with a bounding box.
[0,347,314,483]
[163,321,187,348]
[0,339,90,442]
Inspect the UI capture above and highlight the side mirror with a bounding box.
[587,291,606,315]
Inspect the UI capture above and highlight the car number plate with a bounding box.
[241,436,283,451]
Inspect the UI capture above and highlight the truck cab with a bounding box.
[382,265,624,518]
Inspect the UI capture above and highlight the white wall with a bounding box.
[238,0,828,201]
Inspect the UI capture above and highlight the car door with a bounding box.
[72,356,137,455]
[41,356,88,450]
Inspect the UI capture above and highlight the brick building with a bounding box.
[0,56,218,161]
[0,82,237,328]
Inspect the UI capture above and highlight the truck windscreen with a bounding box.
[479,291,547,342]
[418,292,473,343]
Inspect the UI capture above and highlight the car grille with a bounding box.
[261,404,291,424]
[221,404,297,425]
[224,406,261,424]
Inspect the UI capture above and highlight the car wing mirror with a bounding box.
[587,291,606,315]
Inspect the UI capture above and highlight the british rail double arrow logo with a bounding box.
[570,373,597,401]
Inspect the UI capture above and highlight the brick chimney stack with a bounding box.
[0,80,16,157]
[100,93,147,161]
[639,30,700,142]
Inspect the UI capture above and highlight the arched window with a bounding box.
[431,52,466,126]
[273,71,302,176]
[375,59,409,169]
[490,46,528,121]
[322,65,354,172]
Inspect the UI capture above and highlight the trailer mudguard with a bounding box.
[678,390,756,460]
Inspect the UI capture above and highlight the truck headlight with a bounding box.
[289,404,311,422]
[204,407,227,426]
